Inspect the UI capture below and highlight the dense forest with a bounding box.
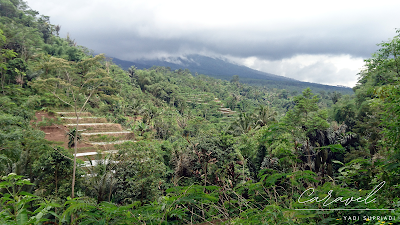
[1,0,400,224]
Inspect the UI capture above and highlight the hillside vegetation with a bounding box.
[112,54,354,95]
[1,1,400,224]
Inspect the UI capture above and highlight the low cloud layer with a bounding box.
[231,54,365,87]
[26,0,400,87]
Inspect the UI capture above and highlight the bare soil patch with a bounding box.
[40,125,93,149]
[66,123,123,132]
[62,117,108,123]
[35,111,93,150]
[34,111,56,122]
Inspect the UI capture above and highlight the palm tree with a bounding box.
[127,66,137,84]
[126,100,144,140]
[255,105,277,127]
[229,112,257,136]
[66,128,81,148]
[142,105,159,126]
[84,153,119,203]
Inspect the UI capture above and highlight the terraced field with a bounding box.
[181,92,237,115]
[37,111,135,166]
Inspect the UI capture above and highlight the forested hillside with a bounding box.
[1,1,400,224]
[111,54,354,95]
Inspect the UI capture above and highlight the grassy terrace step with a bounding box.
[75,150,118,157]
[218,109,236,114]
[61,117,108,123]
[75,150,119,160]
[56,112,92,117]
[66,123,123,132]
[87,140,136,151]
[73,146,101,154]
[81,131,134,142]
[81,160,120,167]
[89,140,135,145]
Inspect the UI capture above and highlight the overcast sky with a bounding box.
[26,0,400,87]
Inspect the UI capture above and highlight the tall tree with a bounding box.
[0,29,17,93]
[255,105,277,127]
[366,30,400,166]
[282,88,329,169]
[230,75,239,83]
[31,54,110,199]
[229,112,256,136]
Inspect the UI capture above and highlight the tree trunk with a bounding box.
[55,166,58,194]
[132,117,137,140]
[71,106,79,199]
[108,180,113,202]
[71,106,79,225]
[307,139,311,170]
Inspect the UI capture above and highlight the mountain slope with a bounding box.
[112,54,293,81]
[110,54,353,94]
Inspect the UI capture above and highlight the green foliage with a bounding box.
[0,173,60,224]
[331,95,357,129]
[62,198,139,224]
[66,128,81,148]
[376,84,400,154]
[113,141,167,204]
[2,1,400,224]
[230,74,239,83]
[83,153,118,204]
[32,146,75,198]
[34,116,62,127]
[229,112,257,135]
[283,88,329,135]
[0,28,18,91]
[0,95,51,177]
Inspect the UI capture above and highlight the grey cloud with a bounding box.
[28,0,399,62]
[25,0,400,87]
[296,62,341,84]
[64,23,371,87]
[247,58,360,87]
[70,26,383,62]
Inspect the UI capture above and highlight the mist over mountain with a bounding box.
[112,54,292,80]
[110,54,353,94]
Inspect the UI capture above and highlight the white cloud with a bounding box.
[25,0,399,86]
[231,54,364,87]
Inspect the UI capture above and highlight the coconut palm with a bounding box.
[255,105,277,127]
[229,112,257,136]
[84,153,118,203]
[66,128,81,148]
